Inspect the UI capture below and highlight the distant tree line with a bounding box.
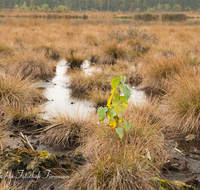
[0,0,200,12]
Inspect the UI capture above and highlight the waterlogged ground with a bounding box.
[7,59,147,154]
[161,139,200,189]
[38,59,146,120]
[39,59,200,188]
[4,59,200,189]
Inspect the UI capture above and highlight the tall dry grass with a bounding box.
[161,68,200,134]
[98,42,130,65]
[0,72,45,123]
[139,55,184,95]
[66,101,166,190]
[4,51,56,80]
[42,111,95,148]
[69,61,135,92]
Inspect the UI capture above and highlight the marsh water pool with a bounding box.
[38,59,146,120]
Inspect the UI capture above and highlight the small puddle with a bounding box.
[39,59,95,120]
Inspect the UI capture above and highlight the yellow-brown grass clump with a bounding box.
[0,72,45,123]
[66,102,166,190]
[4,51,56,80]
[0,43,14,58]
[87,48,101,63]
[139,55,183,96]
[42,111,93,148]
[88,88,110,108]
[98,42,129,65]
[2,104,40,124]
[66,52,86,69]
[69,61,135,92]
[35,44,60,60]
[161,69,200,134]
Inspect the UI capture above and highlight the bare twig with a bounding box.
[19,132,34,150]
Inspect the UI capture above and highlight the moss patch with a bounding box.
[37,151,50,157]
[0,148,57,176]
[150,177,195,190]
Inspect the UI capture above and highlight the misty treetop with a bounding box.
[0,0,200,12]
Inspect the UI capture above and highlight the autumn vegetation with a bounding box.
[0,13,200,189]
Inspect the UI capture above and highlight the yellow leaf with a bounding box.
[107,88,116,108]
[121,102,128,110]
[108,104,114,108]
[109,120,117,128]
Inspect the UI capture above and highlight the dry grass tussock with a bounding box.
[35,44,61,60]
[4,50,56,80]
[88,88,110,108]
[2,104,41,124]
[161,68,200,134]
[66,102,166,190]
[139,54,185,96]
[69,61,135,92]
[87,47,101,63]
[98,42,130,65]
[0,72,45,123]
[66,52,86,69]
[42,111,96,148]
[0,43,14,57]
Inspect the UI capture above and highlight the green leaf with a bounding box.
[113,115,118,120]
[98,107,108,122]
[112,99,122,115]
[121,102,128,110]
[120,76,126,84]
[124,122,132,132]
[116,128,124,139]
[112,99,121,105]
[119,118,124,122]
[108,107,117,121]
[119,84,132,100]
[112,99,127,115]
[111,78,120,89]
[113,93,120,100]
[120,96,127,102]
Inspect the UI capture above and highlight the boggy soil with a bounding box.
[1,83,199,189]
[162,138,200,189]
[3,127,86,190]
[2,19,200,188]
[1,59,200,190]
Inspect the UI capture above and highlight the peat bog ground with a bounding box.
[1,12,200,189]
